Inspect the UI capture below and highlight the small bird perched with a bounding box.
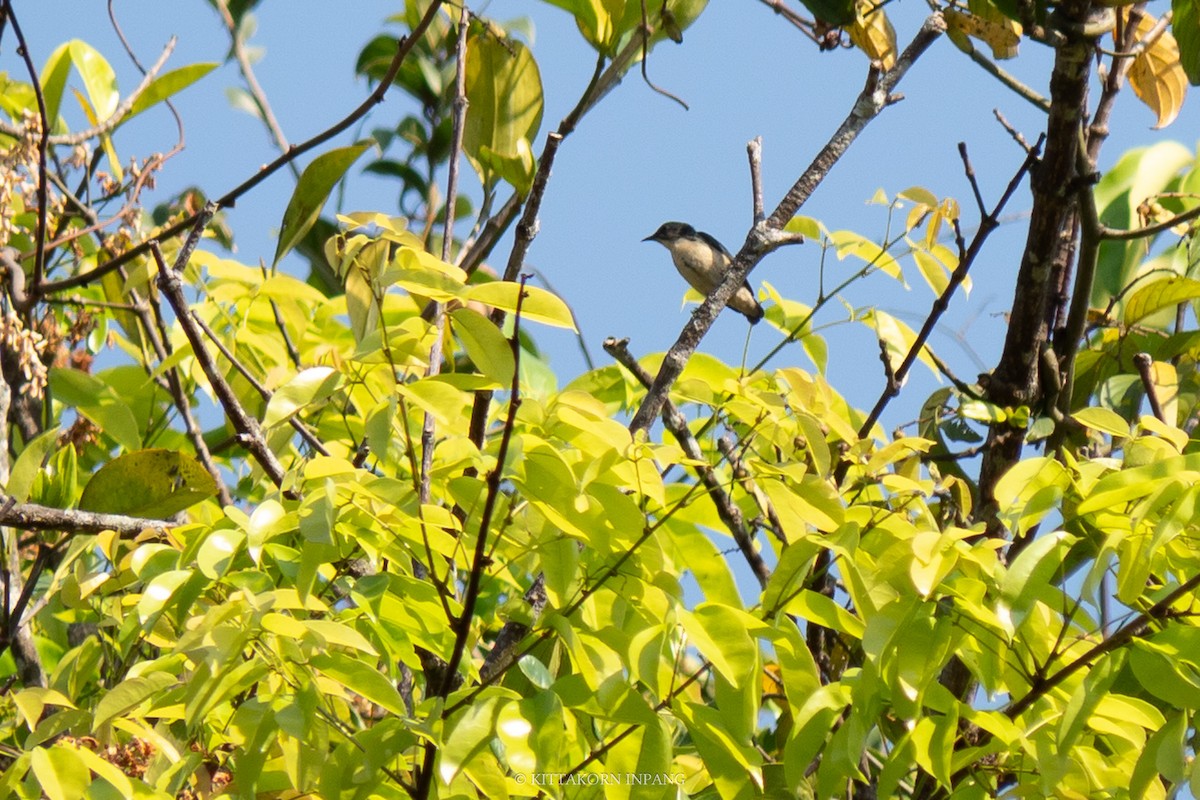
[643,221,764,324]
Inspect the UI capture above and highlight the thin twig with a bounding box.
[716,435,786,543]
[952,33,1050,112]
[1099,203,1200,241]
[3,2,51,309]
[213,0,300,178]
[41,1,447,296]
[638,0,689,109]
[137,290,234,506]
[420,6,470,507]
[190,312,331,456]
[415,275,531,800]
[846,135,1042,479]
[754,0,820,42]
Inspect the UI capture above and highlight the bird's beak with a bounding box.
[642,234,658,242]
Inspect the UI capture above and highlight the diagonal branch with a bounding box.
[628,14,946,434]
[605,337,770,586]
[151,221,290,492]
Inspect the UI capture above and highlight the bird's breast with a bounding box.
[669,240,726,293]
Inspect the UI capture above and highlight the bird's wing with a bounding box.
[695,230,734,263]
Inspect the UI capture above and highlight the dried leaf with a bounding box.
[847,0,896,70]
[1126,11,1188,129]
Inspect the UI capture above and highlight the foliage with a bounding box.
[2,0,1200,798]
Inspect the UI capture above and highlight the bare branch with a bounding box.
[2,1,51,307]
[748,137,765,224]
[605,337,770,586]
[0,496,172,536]
[152,236,291,492]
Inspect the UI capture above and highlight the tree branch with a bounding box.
[628,14,946,434]
[604,337,770,586]
[151,227,290,493]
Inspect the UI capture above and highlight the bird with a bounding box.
[643,221,764,324]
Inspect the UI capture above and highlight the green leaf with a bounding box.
[273,143,371,266]
[49,368,141,452]
[1173,0,1200,84]
[93,672,177,727]
[992,456,1069,538]
[40,44,72,128]
[1124,276,1200,324]
[68,40,119,118]
[796,0,856,25]
[127,62,218,120]
[136,569,193,623]
[784,590,865,639]
[1131,711,1186,797]
[262,366,343,428]
[998,531,1076,621]
[310,651,407,716]
[450,307,515,386]
[6,428,60,503]
[78,449,218,518]
[463,282,576,329]
[30,745,89,800]
[1072,406,1132,437]
[541,0,612,50]
[680,603,763,687]
[1076,452,1200,514]
[464,27,543,191]
[440,693,506,784]
[677,702,763,799]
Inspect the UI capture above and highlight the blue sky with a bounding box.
[15,0,1198,431]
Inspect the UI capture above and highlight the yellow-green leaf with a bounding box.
[78,449,217,518]
[1123,275,1200,324]
[273,143,371,266]
[463,282,577,329]
[464,27,543,191]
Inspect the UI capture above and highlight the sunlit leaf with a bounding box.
[1171,0,1200,85]
[847,0,897,70]
[127,62,218,121]
[68,40,118,118]
[463,282,577,329]
[1126,11,1188,128]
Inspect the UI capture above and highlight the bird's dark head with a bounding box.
[643,221,696,244]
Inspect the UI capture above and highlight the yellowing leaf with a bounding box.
[847,0,896,70]
[945,4,1021,60]
[463,282,577,329]
[1126,11,1188,129]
